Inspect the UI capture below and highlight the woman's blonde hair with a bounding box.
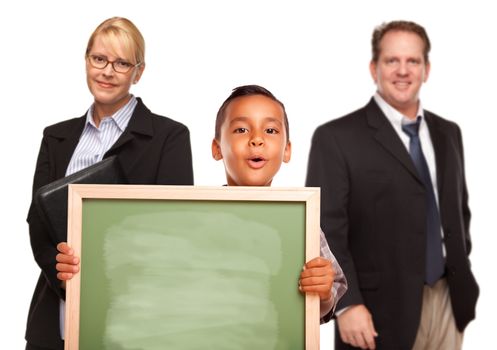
[85,17,145,65]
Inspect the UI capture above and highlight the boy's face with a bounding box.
[212,95,291,186]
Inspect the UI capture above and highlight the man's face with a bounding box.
[212,95,291,187]
[370,30,430,119]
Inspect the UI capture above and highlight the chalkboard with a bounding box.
[65,185,320,349]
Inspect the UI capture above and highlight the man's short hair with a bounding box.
[372,20,431,63]
[215,85,289,141]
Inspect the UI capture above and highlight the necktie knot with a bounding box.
[402,117,421,138]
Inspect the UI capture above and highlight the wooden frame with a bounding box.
[65,185,320,349]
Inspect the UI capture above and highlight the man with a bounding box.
[306,21,478,349]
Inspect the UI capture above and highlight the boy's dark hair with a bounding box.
[215,85,289,141]
[372,20,431,63]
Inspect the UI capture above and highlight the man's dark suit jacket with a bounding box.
[25,98,194,349]
[306,98,479,349]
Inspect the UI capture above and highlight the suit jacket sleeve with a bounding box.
[455,124,472,255]
[27,133,64,299]
[306,125,362,310]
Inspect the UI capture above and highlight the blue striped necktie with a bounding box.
[402,118,445,286]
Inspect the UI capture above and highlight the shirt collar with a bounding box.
[373,92,425,127]
[86,95,137,131]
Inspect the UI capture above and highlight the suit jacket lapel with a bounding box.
[366,98,423,184]
[104,98,154,174]
[50,116,86,179]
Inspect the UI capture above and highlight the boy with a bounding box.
[57,85,347,322]
[211,85,347,321]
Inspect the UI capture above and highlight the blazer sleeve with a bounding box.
[455,124,472,255]
[306,125,363,310]
[156,122,194,185]
[27,134,64,299]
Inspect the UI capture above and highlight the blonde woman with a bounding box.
[25,17,193,349]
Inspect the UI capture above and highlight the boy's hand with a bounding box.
[299,257,335,301]
[56,242,80,286]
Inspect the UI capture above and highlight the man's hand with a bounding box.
[337,304,378,349]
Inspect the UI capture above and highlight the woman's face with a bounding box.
[86,35,144,114]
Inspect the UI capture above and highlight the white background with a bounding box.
[1,1,495,348]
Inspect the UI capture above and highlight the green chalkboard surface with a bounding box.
[65,185,320,350]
